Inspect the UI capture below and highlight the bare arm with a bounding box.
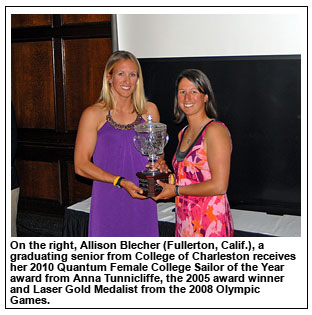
[143,101,160,122]
[74,106,113,181]
[180,122,231,196]
[74,105,146,199]
[153,123,231,200]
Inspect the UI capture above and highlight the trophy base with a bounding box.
[136,171,169,197]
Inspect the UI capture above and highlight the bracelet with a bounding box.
[116,176,125,189]
[175,185,180,196]
[113,176,120,186]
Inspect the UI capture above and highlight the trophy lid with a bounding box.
[134,115,167,133]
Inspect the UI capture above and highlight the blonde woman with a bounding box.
[74,51,165,236]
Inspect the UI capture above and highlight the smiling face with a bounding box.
[177,78,208,117]
[108,58,139,100]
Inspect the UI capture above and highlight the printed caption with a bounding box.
[8,239,297,307]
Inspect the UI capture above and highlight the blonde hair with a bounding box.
[98,50,147,114]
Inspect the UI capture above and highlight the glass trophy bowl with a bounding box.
[133,115,169,197]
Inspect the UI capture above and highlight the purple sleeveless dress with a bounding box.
[88,115,159,237]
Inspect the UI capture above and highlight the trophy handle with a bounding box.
[133,135,142,153]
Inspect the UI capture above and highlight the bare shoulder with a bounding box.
[178,129,183,140]
[178,125,188,140]
[79,103,108,130]
[145,101,157,111]
[143,101,160,121]
[205,121,231,142]
[82,103,106,116]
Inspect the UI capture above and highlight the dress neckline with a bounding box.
[175,120,215,162]
[106,110,142,130]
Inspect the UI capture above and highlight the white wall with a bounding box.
[116,14,302,58]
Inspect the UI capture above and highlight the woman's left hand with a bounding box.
[152,180,176,201]
[146,157,170,173]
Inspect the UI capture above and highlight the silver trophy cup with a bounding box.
[133,115,169,197]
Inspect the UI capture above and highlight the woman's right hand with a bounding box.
[121,179,147,199]
[152,180,176,201]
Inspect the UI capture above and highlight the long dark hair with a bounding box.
[173,69,218,123]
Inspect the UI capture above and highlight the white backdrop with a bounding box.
[116,13,302,58]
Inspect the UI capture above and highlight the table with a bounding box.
[63,198,301,237]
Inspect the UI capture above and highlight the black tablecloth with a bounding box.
[62,209,89,237]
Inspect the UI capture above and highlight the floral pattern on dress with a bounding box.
[173,121,234,237]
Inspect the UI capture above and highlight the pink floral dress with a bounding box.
[172,121,234,237]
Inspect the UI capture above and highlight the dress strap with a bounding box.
[175,120,215,162]
[202,120,232,152]
[106,111,142,130]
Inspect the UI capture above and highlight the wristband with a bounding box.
[116,176,125,189]
[113,176,120,186]
[175,185,180,196]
